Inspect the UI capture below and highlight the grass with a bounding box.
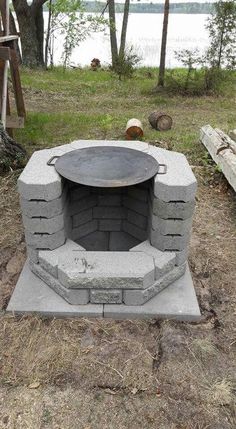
[14,66,236,167]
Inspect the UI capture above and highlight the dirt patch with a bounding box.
[0,167,236,428]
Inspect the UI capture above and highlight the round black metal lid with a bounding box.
[54,146,159,187]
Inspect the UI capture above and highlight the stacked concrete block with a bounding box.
[146,146,197,258]
[17,140,197,310]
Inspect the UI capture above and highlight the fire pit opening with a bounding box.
[67,178,153,251]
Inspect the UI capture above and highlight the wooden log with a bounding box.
[200,125,236,192]
[125,118,144,140]
[148,111,172,131]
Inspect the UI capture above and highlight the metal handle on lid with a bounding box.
[47,155,61,166]
[157,163,167,174]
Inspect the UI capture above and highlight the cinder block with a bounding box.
[130,240,176,279]
[70,195,97,216]
[18,148,66,201]
[70,186,90,202]
[90,289,122,304]
[123,195,149,216]
[127,210,147,230]
[149,146,197,202]
[127,186,148,202]
[99,219,122,231]
[72,209,93,228]
[98,194,122,206]
[25,229,66,250]
[151,215,193,235]
[69,139,150,152]
[93,206,127,219]
[123,264,186,305]
[150,230,190,251]
[39,239,85,278]
[58,251,155,289]
[22,213,64,234]
[30,261,89,305]
[27,246,39,263]
[20,190,67,218]
[152,197,195,220]
[123,220,148,241]
[175,248,189,265]
[72,219,98,240]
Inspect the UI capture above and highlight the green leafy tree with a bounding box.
[206,0,236,69]
[45,0,107,69]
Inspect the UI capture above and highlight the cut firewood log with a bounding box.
[148,111,172,131]
[125,118,144,140]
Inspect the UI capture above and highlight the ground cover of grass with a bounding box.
[0,67,236,429]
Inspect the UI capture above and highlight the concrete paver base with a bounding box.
[6,260,201,320]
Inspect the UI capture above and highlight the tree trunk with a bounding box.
[108,0,118,68]
[119,0,130,59]
[45,0,52,69]
[157,0,169,87]
[12,0,46,68]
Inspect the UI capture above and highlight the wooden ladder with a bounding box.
[0,0,26,135]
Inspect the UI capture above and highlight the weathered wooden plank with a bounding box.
[9,43,26,118]
[200,125,236,192]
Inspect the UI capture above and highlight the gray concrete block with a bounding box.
[69,139,150,152]
[58,251,155,289]
[127,186,148,202]
[130,240,176,279]
[123,195,149,216]
[77,231,109,251]
[90,289,122,304]
[150,230,190,251]
[70,195,97,216]
[149,146,197,202]
[22,213,65,234]
[27,246,39,263]
[7,260,104,317]
[72,220,98,240]
[30,261,89,305]
[39,239,85,278]
[93,206,127,219]
[123,263,186,305]
[20,190,67,218]
[18,148,66,201]
[104,264,200,321]
[98,194,122,206]
[123,220,148,241]
[151,215,193,235]
[152,197,195,220]
[70,186,90,202]
[127,210,147,230]
[175,248,189,265]
[99,219,122,231]
[72,209,93,228]
[25,229,66,250]
[109,231,140,251]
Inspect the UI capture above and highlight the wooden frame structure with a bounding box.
[0,0,25,134]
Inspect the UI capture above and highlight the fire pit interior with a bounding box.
[67,180,152,251]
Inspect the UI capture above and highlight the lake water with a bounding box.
[47,13,210,68]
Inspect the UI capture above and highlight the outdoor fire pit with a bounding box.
[7,140,200,320]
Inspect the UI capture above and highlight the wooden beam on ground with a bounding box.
[200,125,236,193]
